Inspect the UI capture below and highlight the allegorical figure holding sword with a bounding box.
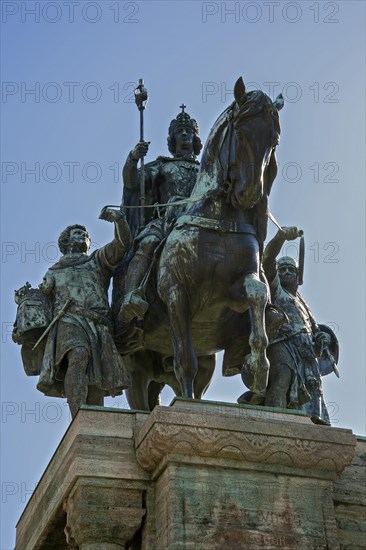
[239,226,339,425]
[13,207,132,418]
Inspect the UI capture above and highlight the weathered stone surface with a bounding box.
[154,463,340,549]
[136,398,356,479]
[64,478,146,549]
[15,401,360,550]
[135,399,356,549]
[15,407,150,550]
[333,438,366,549]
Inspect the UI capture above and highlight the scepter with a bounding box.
[298,233,305,285]
[134,79,149,227]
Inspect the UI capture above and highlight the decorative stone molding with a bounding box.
[134,400,357,549]
[14,402,359,550]
[135,399,356,478]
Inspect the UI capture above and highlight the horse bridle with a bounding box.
[220,102,279,205]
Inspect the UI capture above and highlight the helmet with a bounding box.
[277,256,298,270]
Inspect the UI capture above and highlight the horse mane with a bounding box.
[192,87,281,249]
[233,89,280,254]
[252,150,278,255]
[235,90,280,125]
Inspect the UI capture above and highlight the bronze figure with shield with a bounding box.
[239,226,339,424]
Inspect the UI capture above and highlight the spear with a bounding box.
[134,79,149,227]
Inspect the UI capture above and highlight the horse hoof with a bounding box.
[310,415,331,426]
[237,391,265,406]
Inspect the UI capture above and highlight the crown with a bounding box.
[169,104,200,136]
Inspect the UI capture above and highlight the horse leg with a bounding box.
[148,381,165,410]
[194,355,216,399]
[125,365,151,411]
[243,273,270,398]
[86,386,104,407]
[167,286,197,398]
[156,371,182,397]
[125,382,149,411]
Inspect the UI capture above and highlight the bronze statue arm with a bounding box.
[99,207,132,267]
[262,227,300,283]
[122,142,149,191]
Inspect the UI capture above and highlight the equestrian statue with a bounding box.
[113,76,285,409]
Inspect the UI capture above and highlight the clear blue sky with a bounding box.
[1,1,365,548]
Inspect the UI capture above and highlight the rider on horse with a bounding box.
[119,105,203,323]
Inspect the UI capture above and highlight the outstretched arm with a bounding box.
[262,227,300,283]
[99,207,132,267]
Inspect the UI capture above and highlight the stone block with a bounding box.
[15,400,359,550]
[136,398,356,549]
[333,438,366,549]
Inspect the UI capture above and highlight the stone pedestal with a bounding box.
[333,438,366,548]
[136,399,356,549]
[15,400,361,550]
[15,407,152,550]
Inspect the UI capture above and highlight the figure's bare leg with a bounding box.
[265,362,291,408]
[243,273,269,398]
[265,345,292,408]
[64,347,89,418]
[167,286,197,398]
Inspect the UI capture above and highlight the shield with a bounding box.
[20,341,46,376]
[12,285,52,347]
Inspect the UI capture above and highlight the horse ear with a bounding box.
[234,77,246,105]
[273,93,284,111]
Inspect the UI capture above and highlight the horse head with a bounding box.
[224,76,284,211]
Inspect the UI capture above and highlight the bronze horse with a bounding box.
[115,77,284,409]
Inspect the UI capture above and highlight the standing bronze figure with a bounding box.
[240,226,339,424]
[13,208,132,418]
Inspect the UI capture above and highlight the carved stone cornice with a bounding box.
[135,400,356,479]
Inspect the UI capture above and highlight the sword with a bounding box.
[32,299,72,350]
[134,79,148,228]
[319,337,340,378]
